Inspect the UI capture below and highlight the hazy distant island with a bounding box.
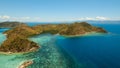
[0,21,107,54]
[0,21,24,28]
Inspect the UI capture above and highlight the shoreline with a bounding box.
[0,46,39,55]
[0,31,107,55]
[61,31,105,37]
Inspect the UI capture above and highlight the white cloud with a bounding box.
[0,15,42,22]
[96,16,110,20]
[78,16,110,21]
[85,17,95,20]
[78,18,84,20]
[0,15,116,22]
[21,17,30,19]
[0,15,10,19]
[78,17,95,20]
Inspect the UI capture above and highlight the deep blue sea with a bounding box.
[56,23,120,68]
[0,21,120,68]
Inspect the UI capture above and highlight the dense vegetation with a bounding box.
[0,36,39,53]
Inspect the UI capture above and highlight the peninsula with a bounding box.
[0,22,107,54]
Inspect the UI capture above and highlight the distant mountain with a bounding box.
[0,21,25,28]
[74,20,120,24]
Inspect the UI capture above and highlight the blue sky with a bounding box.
[0,0,120,22]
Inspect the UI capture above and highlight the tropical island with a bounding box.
[0,22,107,54]
[0,21,107,68]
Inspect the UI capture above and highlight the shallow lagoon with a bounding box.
[0,31,79,68]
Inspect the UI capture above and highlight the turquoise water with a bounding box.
[0,28,9,44]
[28,34,79,68]
[0,29,79,68]
[0,33,6,45]
[0,23,120,68]
[0,29,33,68]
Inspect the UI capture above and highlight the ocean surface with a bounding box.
[0,21,120,68]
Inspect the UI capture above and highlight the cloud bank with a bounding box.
[79,16,110,21]
[0,15,41,22]
[0,15,10,19]
[0,15,118,22]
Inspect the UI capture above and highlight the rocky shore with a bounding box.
[19,60,33,68]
